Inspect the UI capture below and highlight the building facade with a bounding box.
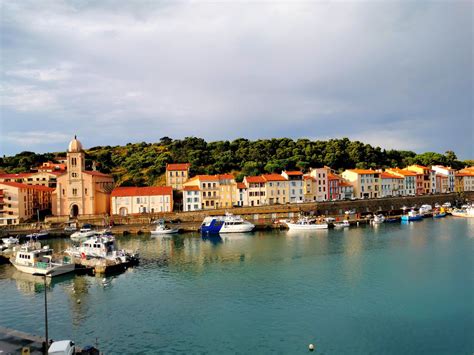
[53,137,114,217]
[281,171,304,203]
[183,186,201,212]
[166,163,190,190]
[342,169,381,199]
[111,186,173,215]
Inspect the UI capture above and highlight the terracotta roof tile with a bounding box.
[346,169,377,175]
[183,185,200,191]
[245,176,266,183]
[166,163,190,171]
[262,174,288,182]
[0,173,33,179]
[284,171,303,176]
[237,182,247,189]
[381,172,403,179]
[112,186,173,197]
[83,171,112,178]
[0,181,35,189]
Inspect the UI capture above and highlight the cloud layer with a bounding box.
[1,1,472,158]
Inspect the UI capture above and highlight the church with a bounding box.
[52,136,114,217]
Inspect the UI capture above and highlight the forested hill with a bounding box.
[1,137,471,187]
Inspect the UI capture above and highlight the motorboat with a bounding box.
[200,213,255,234]
[151,220,179,236]
[220,214,255,233]
[65,234,139,263]
[451,207,474,218]
[401,210,423,221]
[10,241,75,277]
[2,236,20,248]
[419,204,433,217]
[372,214,385,224]
[344,209,356,215]
[70,228,97,241]
[25,231,49,240]
[285,217,329,231]
[333,220,350,228]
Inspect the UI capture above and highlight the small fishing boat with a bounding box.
[451,207,474,218]
[25,231,49,240]
[10,241,75,277]
[70,228,97,241]
[372,214,385,224]
[2,236,20,248]
[333,220,350,228]
[285,217,328,231]
[151,220,179,236]
[401,210,423,221]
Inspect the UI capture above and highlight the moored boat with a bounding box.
[401,210,423,221]
[333,220,350,228]
[2,236,20,248]
[25,231,49,240]
[10,241,75,277]
[70,228,97,241]
[372,214,385,224]
[151,220,179,235]
[451,207,474,218]
[285,217,329,231]
[200,213,255,234]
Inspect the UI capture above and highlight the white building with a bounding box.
[431,165,455,193]
[111,186,173,215]
[183,185,201,212]
[236,182,248,207]
[380,172,404,197]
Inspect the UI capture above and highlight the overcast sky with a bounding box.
[1,1,472,158]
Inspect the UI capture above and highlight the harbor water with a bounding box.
[0,218,473,353]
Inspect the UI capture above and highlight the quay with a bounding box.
[0,326,45,354]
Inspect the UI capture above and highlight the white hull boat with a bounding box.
[2,237,20,248]
[11,242,75,277]
[372,214,385,224]
[451,207,474,218]
[334,220,350,228]
[151,225,179,235]
[70,229,97,241]
[286,218,329,231]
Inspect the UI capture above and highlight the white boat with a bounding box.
[65,235,139,263]
[372,214,385,224]
[151,220,179,235]
[70,228,97,241]
[419,204,432,215]
[345,209,356,215]
[2,236,20,248]
[219,213,255,233]
[451,207,474,218]
[10,242,75,277]
[25,231,49,240]
[333,220,350,228]
[285,217,329,231]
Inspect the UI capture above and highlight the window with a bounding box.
[85,188,88,195]
[72,188,77,196]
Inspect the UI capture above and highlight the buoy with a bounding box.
[76,299,81,304]
[309,343,315,351]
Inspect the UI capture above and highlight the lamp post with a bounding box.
[33,271,51,354]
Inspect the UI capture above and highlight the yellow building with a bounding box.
[262,174,289,205]
[341,169,381,199]
[53,136,114,217]
[166,163,190,190]
[456,167,474,192]
[218,174,237,209]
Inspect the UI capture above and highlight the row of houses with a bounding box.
[1,136,473,223]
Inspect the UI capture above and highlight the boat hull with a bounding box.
[151,229,179,235]
[401,215,423,221]
[286,223,329,231]
[433,213,446,219]
[219,224,255,233]
[11,262,75,277]
[451,211,474,218]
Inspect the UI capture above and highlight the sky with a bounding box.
[0,0,472,159]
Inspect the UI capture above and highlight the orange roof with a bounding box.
[456,172,474,177]
[0,181,35,189]
[166,163,190,171]
[245,176,266,183]
[195,175,219,182]
[237,182,247,189]
[262,174,287,182]
[338,181,353,187]
[83,171,112,177]
[407,164,430,170]
[388,168,417,176]
[0,173,33,179]
[183,185,200,191]
[303,175,316,181]
[327,173,341,180]
[30,185,55,192]
[285,171,303,176]
[346,169,376,175]
[381,172,403,179]
[111,186,172,197]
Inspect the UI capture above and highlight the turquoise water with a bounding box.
[0,218,473,354]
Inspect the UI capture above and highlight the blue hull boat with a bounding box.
[200,217,224,234]
[433,213,446,219]
[401,215,423,221]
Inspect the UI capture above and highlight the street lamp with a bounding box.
[33,271,52,354]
